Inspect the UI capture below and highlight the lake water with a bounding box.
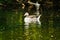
[0,9,60,40]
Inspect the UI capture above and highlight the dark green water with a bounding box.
[0,9,60,40]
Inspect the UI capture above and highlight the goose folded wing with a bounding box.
[28,15,36,18]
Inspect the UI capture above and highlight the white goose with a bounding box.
[24,12,41,25]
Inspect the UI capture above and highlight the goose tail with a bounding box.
[37,15,41,19]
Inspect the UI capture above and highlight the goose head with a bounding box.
[24,12,29,16]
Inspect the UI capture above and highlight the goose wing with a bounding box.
[28,15,36,18]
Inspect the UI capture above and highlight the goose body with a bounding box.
[24,12,41,25]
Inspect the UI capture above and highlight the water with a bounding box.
[0,9,60,40]
[28,1,40,15]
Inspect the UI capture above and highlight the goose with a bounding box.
[24,12,41,25]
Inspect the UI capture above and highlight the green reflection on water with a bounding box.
[0,9,60,40]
